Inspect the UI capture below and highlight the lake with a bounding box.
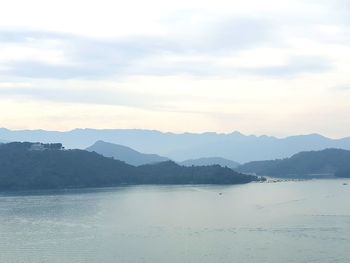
[0,179,350,263]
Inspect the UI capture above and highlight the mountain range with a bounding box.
[1,128,350,163]
[86,140,241,168]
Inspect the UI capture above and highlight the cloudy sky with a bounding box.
[0,0,349,137]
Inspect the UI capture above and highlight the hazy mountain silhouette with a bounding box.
[180,157,240,168]
[237,148,350,178]
[1,128,350,163]
[86,140,169,166]
[0,142,259,190]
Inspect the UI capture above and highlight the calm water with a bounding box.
[0,179,350,263]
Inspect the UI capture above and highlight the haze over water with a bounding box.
[1,179,349,263]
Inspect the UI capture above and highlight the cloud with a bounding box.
[240,56,333,77]
[0,82,32,88]
[0,80,208,112]
[0,16,274,79]
[1,3,344,81]
[0,83,162,109]
[0,31,161,79]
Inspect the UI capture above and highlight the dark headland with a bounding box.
[0,142,261,191]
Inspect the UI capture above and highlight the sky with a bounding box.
[0,0,349,137]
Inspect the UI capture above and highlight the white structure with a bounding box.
[30,143,46,151]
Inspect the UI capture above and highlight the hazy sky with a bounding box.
[0,0,349,137]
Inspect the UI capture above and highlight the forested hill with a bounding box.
[137,161,251,184]
[237,148,350,178]
[0,142,259,190]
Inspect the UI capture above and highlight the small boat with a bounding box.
[343,183,348,186]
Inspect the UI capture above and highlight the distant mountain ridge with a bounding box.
[86,140,169,166]
[87,141,240,168]
[237,148,350,178]
[180,157,240,168]
[1,128,350,163]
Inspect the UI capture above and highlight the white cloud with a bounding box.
[0,45,67,65]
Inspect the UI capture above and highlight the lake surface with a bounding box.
[0,179,350,263]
